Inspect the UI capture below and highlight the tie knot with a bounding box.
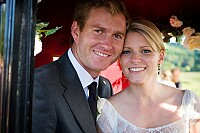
[88,82,97,95]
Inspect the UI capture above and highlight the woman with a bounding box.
[97,19,200,133]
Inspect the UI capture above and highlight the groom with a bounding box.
[32,0,129,132]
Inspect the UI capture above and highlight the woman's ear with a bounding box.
[158,50,165,64]
[71,21,80,44]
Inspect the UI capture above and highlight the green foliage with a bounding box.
[163,43,200,72]
[36,22,49,31]
[45,26,62,37]
[36,22,62,40]
[191,51,200,71]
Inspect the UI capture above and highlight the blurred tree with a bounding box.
[163,43,200,72]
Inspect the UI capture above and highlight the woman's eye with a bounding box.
[142,50,151,53]
[122,50,130,54]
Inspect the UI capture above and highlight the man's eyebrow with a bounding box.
[91,24,105,29]
[115,31,125,36]
[91,25,126,36]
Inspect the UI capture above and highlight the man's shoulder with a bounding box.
[98,76,113,98]
[34,61,58,80]
[99,76,110,82]
[34,51,68,74]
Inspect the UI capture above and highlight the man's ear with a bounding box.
[158,50,165,64]
[71,21,80,44]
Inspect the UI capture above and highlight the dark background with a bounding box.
[35,0,200,68]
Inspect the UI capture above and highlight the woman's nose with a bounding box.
[131,52,142,63]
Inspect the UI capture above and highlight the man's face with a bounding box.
[71,7,127,78]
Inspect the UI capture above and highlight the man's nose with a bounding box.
[100,36,113,50]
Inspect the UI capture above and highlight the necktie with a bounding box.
[88,82,97,123]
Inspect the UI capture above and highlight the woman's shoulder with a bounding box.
[169,89,199,108]
[181,89,199,101]
[181,89,200,123]
[182,89,200,104]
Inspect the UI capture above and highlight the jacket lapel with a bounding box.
[98,76,113,98]
[57,52,97,133]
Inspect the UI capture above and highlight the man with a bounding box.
[32,0,129,132]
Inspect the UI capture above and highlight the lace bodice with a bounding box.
[97,90,200,133]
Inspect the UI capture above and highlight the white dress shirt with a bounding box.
[68,48,99,98]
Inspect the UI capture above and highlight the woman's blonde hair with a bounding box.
[127,19,165,53]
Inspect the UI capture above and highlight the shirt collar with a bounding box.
[68,48,99,88]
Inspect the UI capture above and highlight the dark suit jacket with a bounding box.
[32,51,113,133]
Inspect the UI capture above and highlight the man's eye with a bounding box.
[114,34,122,39]
[142,50,151,53]
[94,29,102,34]
[122,50,130,54]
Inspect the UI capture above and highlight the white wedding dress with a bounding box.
[97,89,200,133]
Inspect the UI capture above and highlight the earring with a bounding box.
[158,64,161,75]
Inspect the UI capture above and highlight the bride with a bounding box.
[96,19,200,133]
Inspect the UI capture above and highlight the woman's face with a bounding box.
[120,32,164,84]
